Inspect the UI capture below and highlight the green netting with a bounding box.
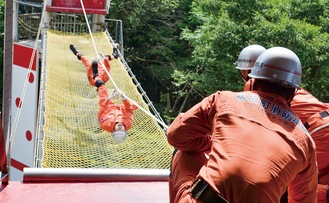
[41,30,172,169]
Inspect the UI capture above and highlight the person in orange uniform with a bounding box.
[236,45,329,203]
[167,47,317,203]
[290,89,329,203]
[235,44,266,84]
[70,44,137,143]
[94,67,137,143]
[69,44,119,86]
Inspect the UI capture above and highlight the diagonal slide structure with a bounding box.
[38,30,172,169]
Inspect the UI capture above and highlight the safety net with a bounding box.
[40,30,173,169]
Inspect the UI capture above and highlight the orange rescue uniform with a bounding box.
[96,84,138,133]
[290,88,329,202]
[81,55,111,86]
[167,90,317,203]
[245,81,329,202]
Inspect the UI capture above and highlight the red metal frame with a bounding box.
[0,181,169,202]
[0,116,7,173]
[46,0,108,15]
[0,168,169,201]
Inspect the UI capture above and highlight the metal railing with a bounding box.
[18,13,124,55]
[49,13,98,33]
[18,13,42,40]
[105,19,124,57]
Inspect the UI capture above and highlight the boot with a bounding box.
[70,44,78,55]
[112,47,119,59]
[70,44,81,60]
[92,61,98,78]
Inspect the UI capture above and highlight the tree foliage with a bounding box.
[106,0,329,122]
[2,0,329,122]
[180,0,329,109]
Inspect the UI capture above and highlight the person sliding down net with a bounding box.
[69,44,137,144]
[69,44,119,86]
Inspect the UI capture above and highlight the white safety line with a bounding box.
[79,0,168,129]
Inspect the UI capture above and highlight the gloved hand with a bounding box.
[69,44,81,60]
[121,92,127,100]
[108,89,118,100]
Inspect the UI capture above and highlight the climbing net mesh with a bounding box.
[41,30,173,169]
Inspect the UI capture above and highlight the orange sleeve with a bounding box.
[290,88,329,123]
[166,93,217,152]
[121,100,138,130]
[97,84,109,109]
[287,143,318,203]
[123,99,138,111]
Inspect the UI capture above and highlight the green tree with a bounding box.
[180,0,329,108]
[2,0,329,122]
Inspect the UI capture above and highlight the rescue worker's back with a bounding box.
[167,47,318,203]
[168,90,317,202]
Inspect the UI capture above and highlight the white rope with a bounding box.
[9,2,47,155]
[79,0,168,129]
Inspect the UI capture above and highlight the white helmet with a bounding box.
[236,45,266,70]
[248,47,302,88]
[112,130,127,144]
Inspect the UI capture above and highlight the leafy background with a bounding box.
[2,0,329,124]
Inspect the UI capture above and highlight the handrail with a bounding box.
[23,168,170,183]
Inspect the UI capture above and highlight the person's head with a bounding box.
[112,122,127,144]
[248,46,302,103]
[112,130,127,144]
[236,45,266,82]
